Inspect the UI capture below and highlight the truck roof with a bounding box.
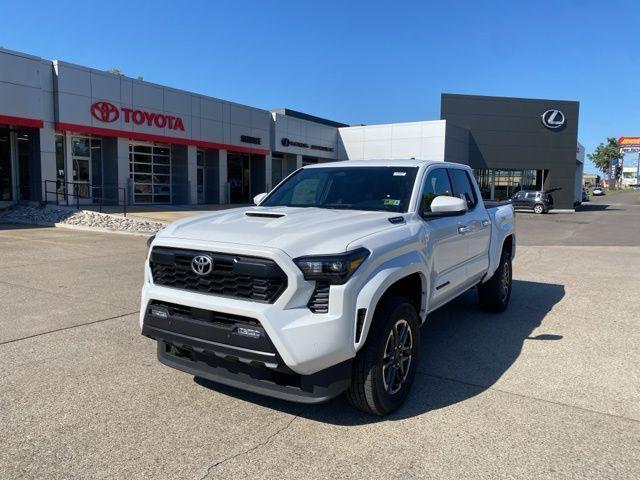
[304,159,447,169]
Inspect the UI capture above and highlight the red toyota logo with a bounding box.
[91,101,120,123]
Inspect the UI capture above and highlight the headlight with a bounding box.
[146,234,155,253]
[294,248,370,284]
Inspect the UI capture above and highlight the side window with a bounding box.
[514,191,525,200]
[525,192,536,199]
[449,169,477,210]
[420,169,453,213]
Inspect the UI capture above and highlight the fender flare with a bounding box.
[354,252,427,352]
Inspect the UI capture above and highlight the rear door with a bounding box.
[419,167,469,308]
[448,167,491,283]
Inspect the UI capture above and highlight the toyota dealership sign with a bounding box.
[90,101,185,131]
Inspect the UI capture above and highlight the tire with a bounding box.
[533,204,544,214]
[346,296,420,416]
[478,248,512,313]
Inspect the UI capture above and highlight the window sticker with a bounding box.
[393,171,407,176]
[384,199,401,206]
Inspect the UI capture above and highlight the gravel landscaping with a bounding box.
[0,204,164,234]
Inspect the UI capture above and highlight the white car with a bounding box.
[141,160,515,415]
[592,187,605,196]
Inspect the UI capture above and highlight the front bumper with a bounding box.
[140,238,360,400]
[154,340,351,403]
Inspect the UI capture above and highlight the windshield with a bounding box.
[261,166,419,212]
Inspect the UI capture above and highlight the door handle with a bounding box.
[458,225,471,234]
[481,219,490,228]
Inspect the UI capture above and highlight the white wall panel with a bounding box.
[90,72,121,102]
[164,89,191,115]
[132,82,163,110]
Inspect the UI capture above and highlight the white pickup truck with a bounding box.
[141,159,515,415]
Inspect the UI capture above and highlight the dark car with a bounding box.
[511,189,555,214]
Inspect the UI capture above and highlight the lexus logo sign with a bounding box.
[91,101,119,123]
[541,109,566,129]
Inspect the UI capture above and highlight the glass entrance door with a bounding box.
[0,129,12,200]
[197,150,205,203]
[71,137,92,200]
[227,152,250,203]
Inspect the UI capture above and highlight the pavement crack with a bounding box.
[418,371,640,424]
[0,311,139,346]
[197,411,301,480]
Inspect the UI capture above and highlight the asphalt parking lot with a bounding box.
[1,192,639,479]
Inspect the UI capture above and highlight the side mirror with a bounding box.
[428,196,468,216]
[253,192,268,205]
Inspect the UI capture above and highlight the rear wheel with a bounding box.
[533,204,544,214]
[478,248,512,313]
[346,296,420,416]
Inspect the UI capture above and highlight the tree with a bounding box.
[587,137,623,188]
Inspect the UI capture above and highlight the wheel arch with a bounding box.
[354,261,427,353]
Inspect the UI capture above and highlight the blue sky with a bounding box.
[2,0,639,173]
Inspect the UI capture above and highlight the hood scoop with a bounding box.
[245,211,286,219]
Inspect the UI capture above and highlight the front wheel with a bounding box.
[346,296,420,416]
[478,249,512,313]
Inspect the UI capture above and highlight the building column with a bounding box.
[296,154,303,170]
[219,149,228,204]
[39,123,57,201]
[187,145,198,205]
[116,138,130,204]
[264,153,272,192]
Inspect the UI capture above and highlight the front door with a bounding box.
[448,167,491,283]
[512,190,526,207]
[419,167,470,310]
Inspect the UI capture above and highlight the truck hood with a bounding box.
[159,206,403,258]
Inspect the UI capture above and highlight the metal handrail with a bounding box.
[43,180,128,217]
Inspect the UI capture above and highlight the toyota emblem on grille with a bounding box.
[191,255,213,276]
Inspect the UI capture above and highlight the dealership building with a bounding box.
[0,47,583,210]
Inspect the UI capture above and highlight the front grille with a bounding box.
[308,281,330,313]
[150,247,287,303]
[149,300,261,327]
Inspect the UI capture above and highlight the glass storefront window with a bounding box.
[472,168,540,200]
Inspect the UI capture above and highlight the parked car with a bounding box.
[592,187,605,196]
[141,160,516,416]
[582,189,589,202]
[510,189,555,214]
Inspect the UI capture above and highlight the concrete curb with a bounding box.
[53,222,156,237]
[0,218,155,237]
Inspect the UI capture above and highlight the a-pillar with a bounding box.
[218,149,228,204]
[187,145,197,204]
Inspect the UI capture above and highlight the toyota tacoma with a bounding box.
[141,160,515,415]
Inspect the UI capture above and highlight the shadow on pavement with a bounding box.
[195,279,565,425]
[575,203,618,212]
